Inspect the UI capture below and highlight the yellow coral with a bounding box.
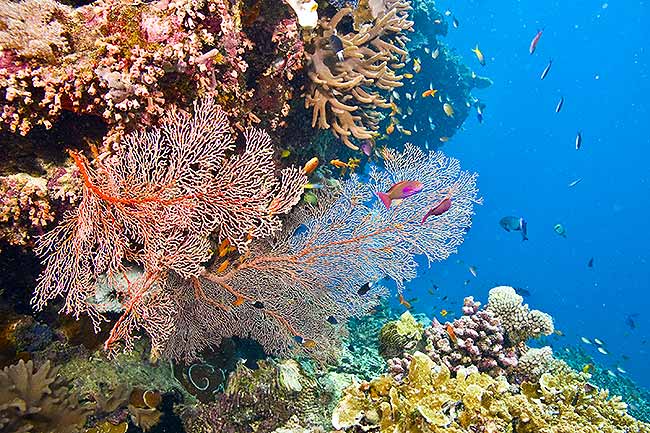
[331,351,650,433]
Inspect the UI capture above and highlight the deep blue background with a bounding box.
[401,0,650,385]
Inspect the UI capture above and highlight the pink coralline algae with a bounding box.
[423,296,518,377]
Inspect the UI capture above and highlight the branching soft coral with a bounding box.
[305,0,413,149]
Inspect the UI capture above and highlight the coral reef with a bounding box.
[378,311,424,359]
[332,351,650,433]
[486,285,554,345]
[423,296,518,378]
[183,358,333,433]
[163,143,480,362]
[304,0,413,149]
[0,359,90,433]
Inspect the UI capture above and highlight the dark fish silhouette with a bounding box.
[329,34,345,61]
[253,301,265,309]
[515,287,531,297]
[626,314,639,329]
[587,257,594,268]
[327,315,338,325]
[555,96,564,113]
[358,282,371,295]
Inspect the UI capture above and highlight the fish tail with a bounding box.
[421,211,431,225]
[377,192,392,209]
[522,234,528,241]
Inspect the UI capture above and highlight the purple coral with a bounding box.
[424,296,518,377]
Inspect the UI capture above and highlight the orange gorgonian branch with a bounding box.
[32,96,306,356]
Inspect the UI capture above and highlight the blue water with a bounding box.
[405,0,650,386]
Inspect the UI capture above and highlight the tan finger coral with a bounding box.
[304,0,413,149]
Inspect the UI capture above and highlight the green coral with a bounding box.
[332,351,650,433]
[378,311,424,359]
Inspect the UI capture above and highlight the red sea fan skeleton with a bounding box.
[31,97,306,356]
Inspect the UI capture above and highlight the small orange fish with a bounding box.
[216,259,230,273]
[233,296,245,306]
[330,159,349,169]
[386,123,395,134]
[403,73,414,79]
[440,309,448,317]
[401,128,412,136]
[445,323,458,344]
[217,238,230,257]
[399,293,412,309]
[421,89,438,98]
[303,338,317,348]
[303,157,319,175]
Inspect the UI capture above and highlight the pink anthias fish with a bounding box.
[421,197,452,224]
[377,180,424,209]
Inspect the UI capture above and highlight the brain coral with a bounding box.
[486,286,554,345]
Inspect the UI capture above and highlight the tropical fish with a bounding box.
[377,180,424,209]
[499,216,528,241]
[233,296,245,306]
[439,136,450,142]
[391,90,400,100]
[555,96,564,113]
[303,157,319,175]
[452,16,459,28]
[327,315,338,325]
[360,139,374,157]
[445,323,458,343]
[597,347,608,355]
[594,338,604,346]
[400,128,412,136]
[386,123,395,134]
[440,309,448,317]
[476,104,484,123]
[587,257,594,268]
[330,159,349,169]
[432,47,440,59]
[413,57,421,73]
[553,223,567,238]
[529,29,544,54]
[575,131,582,150]
[252,301,265,309]
[399,293,412,309]
[421,197,452,223]
[303,183,323,190]
[568,178,583,188]
[617,366,627,374]
[216,259,230,273]
[581,337,592,345]
[582,363,594,373]
[471,44,486,66]
[625,314,639,329]
[443,103,454,117]
[422,89,438,98]
[281,149,291,158]
[303,191,318,205]
[515,287,531,297]
[553,329,564,336]
[540,59,552,80]
[358,281,372,295]
[468,265,478,278]
[329,34,345,61]
[303,339,317,349]
[404,72,413,79]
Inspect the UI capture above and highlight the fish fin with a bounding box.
[522,235,528,241]
[377,192,392,209]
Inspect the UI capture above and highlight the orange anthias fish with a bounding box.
[377,180,424,209]
[445,323,458,344]
[399,293,412,309]
[216,259,230,273]
[303,157,319,175]
[421,197,452,224]
[330,159,349,169]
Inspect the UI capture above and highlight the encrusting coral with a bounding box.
[332,351,650,433]
[378,310,423,359]
[0,359,91,433]
[304,0,413,149]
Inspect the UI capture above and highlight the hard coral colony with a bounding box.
[0,1,647,433]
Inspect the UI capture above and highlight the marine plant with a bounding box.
[332,351,650,433]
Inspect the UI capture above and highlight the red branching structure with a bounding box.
[32,97,306,356]
[163,143,482,362]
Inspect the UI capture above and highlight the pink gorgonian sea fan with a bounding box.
[32,96,307,356]
[162,143,483,362]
